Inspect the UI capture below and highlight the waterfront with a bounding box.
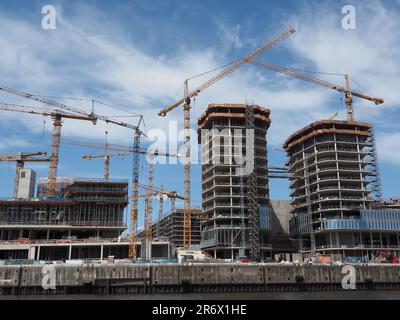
[1,290,400,300]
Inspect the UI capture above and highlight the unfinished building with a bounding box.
[198,103,272,260]
[0,178,128,241]
[140,208,202,248]
[286,120,400,259]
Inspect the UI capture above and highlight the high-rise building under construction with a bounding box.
[198,103,272,260]
[286,119,400,259]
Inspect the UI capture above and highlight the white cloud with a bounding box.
[215,21,243,49]
[0,1,398,166]
[377,132,400,166]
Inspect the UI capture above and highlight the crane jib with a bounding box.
[158,27,296,117]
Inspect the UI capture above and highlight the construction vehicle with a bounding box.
[248,60,384,121]
[157,27,296,249]
[0,151,49,197]
[0,85,145,260]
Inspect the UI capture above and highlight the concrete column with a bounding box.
[69,245,72,260]
[46,230,50,240]
[100,244,104,260]
[28,246,36,260]
[37,246,41,260]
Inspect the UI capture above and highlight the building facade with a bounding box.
[198,103,272,260]
[138,208,202,249]
[16,169,36,199]
[0,178,128,242]
[269,200,297,254]
[285,120,400,259]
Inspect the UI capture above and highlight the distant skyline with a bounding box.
[0,0,399,229]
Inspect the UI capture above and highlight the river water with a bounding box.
[2,291,400,300]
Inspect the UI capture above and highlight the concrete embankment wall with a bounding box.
[0,264,399,295]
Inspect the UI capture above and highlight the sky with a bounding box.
[0,0,399,230]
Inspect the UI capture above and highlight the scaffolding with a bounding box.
[368,127,383,205]
[0,179,128,241]
[245,104,260,259]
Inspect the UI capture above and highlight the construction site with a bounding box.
[0,25,399,278]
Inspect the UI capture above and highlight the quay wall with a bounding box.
[0,263,399,295]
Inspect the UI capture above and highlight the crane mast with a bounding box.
[143,152,155,259]
[182,80,191,248]
[104,132,110,181]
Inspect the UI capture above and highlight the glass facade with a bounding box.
[322,209,400,231]
[259,205,272,231]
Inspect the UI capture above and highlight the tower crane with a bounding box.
[0,85,146,259]
[248,60,384,121]
[157,27,296,248]
[0,103,97,197]
[0,151,49,198]
[136,182,186,221]
[134,185,186,240]
[76,139,179,259]
[81,147,179,180]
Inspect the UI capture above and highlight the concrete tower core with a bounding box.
[198,103,272,260]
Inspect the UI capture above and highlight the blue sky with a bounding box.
[0,0,399,230]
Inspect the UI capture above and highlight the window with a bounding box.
[21,172,26,178]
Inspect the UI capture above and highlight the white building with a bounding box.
[16,169,36,199]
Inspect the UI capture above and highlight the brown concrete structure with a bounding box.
[198,103,272,260]
[285,120,390,258]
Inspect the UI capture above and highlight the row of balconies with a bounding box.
[290,154,369,171]
[289,139,373,158]
[202,170,268,185]
[290,185,371,198]
[290,176,370,191]
[290,172,370,189]
[291,197,369,210]
[293,204,365,216]
[202,182,268,195]
[290,158,373,174]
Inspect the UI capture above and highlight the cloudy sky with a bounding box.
[0,0,399,228]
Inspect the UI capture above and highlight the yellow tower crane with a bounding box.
[157,27,296,248]
[248,60,384,121]
[0,103,97,196]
